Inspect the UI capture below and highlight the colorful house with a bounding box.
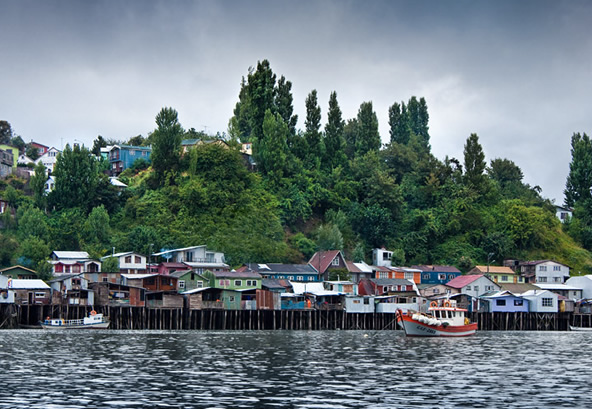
[9,279,51,305]
[202,270,262,291]
[170,270,208,292]
[49,273,93,306]
[0,265,39,279]
[50,251,101,275]
[89,282,146,307]
[153,245,228,274]
[0,144,18,170]
[108,144,152,175]
[374,266,422,284]
[468,265,524,284]
[446,274,500,298]
[481,291,530,313]
[309,250,348,281]
[121,273,178,292]
[240,263,319,282]
[412,265,462,285]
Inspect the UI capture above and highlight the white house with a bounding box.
[520,260,570,284]
[344,295,375,313]
[521,289,559,313]
[17,154,34,166]
[565,275,592,300]
[152,245,228,274]
[102,252,147,274]
[44,176,55,193]
[446,274,501,298]
[35,147,61,174]
[49,251,101,275]
[372,248,393,267]
[535,283,583,300]
[555,205,573,222]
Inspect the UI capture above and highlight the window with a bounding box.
[514,299,523,306]
[178,280,185,289]
[448,275,454,280]
[247,280,257,286]
[405,272,414,280]
[433,289,439,294]
[35,292,46,298]
[72,278,81,286]
[423,274,430,280]
[538,277,548,283]
[102,277,108,282]
[185,252,193,262]
[332,257,339,266]
[219,279,230,286]
[229,296,235,302]
[474,286,479,292]
[206,253,215,262]
[135,256,141,264]
[539,266,547,272]
[161,278,169,285]
[353,300,360,304]
[542,298,553,307]
[288,276,294,280]
[364,298,369,305]
[553,277,561,283]
[466,286,471,291]
[553,266,561,272]
[500,276,508,282]
[234,280,242,286]
[125,256,132,263]
[496,299,506,306]
[438,274,446,280]
[383,252,391,260]
[296,276,303,281]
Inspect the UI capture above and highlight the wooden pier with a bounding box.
[0,304,590,331]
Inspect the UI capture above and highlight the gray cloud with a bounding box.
[0,0,590,203]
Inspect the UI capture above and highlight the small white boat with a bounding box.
[569,325,592,332]
[40,310,110,329]
[397,299,477,337]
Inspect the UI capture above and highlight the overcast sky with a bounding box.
[1,0,591,203]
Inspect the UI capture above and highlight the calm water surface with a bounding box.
[0,330,590,408]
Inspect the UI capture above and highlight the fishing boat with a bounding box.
[397,299,477,337]
[40,310,110,329]
[569,325,592,332]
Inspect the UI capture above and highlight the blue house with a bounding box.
[240,263,320,282]
[412,265,462,285]
[109,145,152,175]
[481,290,530,313]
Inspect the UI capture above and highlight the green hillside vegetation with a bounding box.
[0,60,591,278]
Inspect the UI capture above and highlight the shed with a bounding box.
[481,291,529,313]
[521,289,559,313]
[344,295,375,313]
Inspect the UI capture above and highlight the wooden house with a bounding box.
[154,262,188,276]
[521,289,559,313]
[358,278,416,297]
[152,245,229,274]
[89,282,145,307]
[145,291,184,309]
[182,287,208,310]
[0,265,39,279]
[101,252,147,274]
[240,263,319,282]
[417,283,451,299]
[411,265,461,285]
[481,291,529,313]
[519,260,570,284]
[49,273,93,306]
[49,251,101,275]
[170,270,208,292]
[256,289,280,310]
[345,261,374,283]
[121,273,178,292]
[324,281,356,295]
[565,275,592,300]
[202,270,262,291]
[344,295,375,313]
[10,279,51,305]
[468,265,524,284]
[85,271,123,284]
[308,250,348,281]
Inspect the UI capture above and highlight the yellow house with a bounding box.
[468,265,524,284]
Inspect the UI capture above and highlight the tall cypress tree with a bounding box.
[151,107,184,186]
[275,75,298,136]
[355,101,381,156]
[303,90,323,170]
[246,60,276,142]
[564,132,592,208]
[323,91,346,169]
[463,133,486,190]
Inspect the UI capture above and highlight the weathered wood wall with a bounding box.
[0,304,590,331]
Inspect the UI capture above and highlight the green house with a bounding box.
[202,270,262,290]
[0,265,39,279]
[171,270,209,292]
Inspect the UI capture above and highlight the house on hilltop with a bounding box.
[309,250,348,281]
[108,144,152,176]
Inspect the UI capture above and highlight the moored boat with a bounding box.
[569,325,592,332]
[40,310,110,329]
[397,299,477,337]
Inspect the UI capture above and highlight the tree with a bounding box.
[316,223,344,251]
[355,102,381,156]
[275,75,298,136]
[25,144,40,160]
[246,60,277,142]
[29,162,47,209]
[151,107,184,186]
[10,135,25,152]
[82,205,111,247]
[564,132,592,208]
[0,121,13,144]
[303,90,323,170]
[17,204,50,242]
[255,110,290,183]
[101,256,119,273]
[17,236,50,272]
[323,91,347,169]
[463,133,486,191]
[389,102,409,144]
[49,144,99,211]
[91,135,108,156]
[488,158,523,185]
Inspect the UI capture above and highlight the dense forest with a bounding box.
[0,59,591,279]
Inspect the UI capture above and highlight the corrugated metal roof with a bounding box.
[9,279,50,289]
[52,251,90,260]
[446,274,483,288]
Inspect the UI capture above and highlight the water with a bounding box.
[0,330,590,408]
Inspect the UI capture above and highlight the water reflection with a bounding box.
[0,330,590,408]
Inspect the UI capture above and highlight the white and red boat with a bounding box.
[397,299,477,337]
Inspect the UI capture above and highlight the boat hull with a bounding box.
[569,325,592,332]
[40,322,110,330]
[397,313,477,337]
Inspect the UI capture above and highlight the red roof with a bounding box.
[308,250,341,273]
[446,274,483,289]
[346,261,362,273]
